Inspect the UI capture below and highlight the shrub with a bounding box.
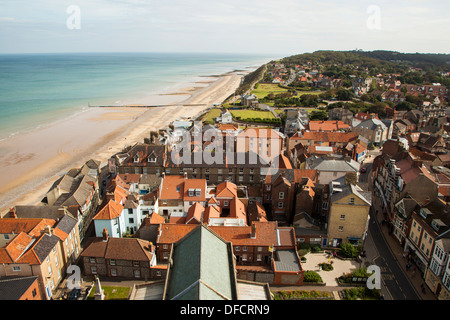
[319,263,334,271]
[303,271,323,283]
[340,243,358,258]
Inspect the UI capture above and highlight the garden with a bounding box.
[87,286,131,300]
[272,289,333,300]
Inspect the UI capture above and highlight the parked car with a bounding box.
[67,288,81,300]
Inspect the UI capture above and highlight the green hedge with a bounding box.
[303,271,323,283]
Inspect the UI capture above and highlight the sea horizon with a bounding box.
[0,51,277,142]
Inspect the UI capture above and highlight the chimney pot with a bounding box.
[102,228,109,241]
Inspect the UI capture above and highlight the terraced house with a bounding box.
[0,213,80,300]
[115,143,167,176]
[404,199,450,274]
[424,238,450,300]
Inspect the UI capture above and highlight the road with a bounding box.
[361,149,421,300]
[366,208,420,300]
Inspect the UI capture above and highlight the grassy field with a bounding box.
[251,83,289,99]
[202,108,222,124]
[230,109,277,120]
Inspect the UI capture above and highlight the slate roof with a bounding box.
[164,224,236,300]
[355,118,387,130]
[273,250,302,272]
[0,276,39,300]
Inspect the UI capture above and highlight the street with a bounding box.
[362,148,421,300]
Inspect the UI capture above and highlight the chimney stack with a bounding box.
[102,228,109,241]
[9,208,17,218]
[251,223,256,239]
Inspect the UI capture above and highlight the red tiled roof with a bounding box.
[216,181,238,198]
[229,198,247,222]
[291,131,357,143]
[148,212,166,224]
[159,175,185,200]
[203,205,221,222]
[308,120,349,132]
[186,202,205,224]
[157,224,197,244]
[183,179,206,202]
[93,200,123,220]
[210,221,279,247]
[0,218,55,237]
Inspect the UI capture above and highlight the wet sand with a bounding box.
[0,72,247,215]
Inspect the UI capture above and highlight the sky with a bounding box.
[0,0,449,57]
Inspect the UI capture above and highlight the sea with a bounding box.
[0,52,275,141]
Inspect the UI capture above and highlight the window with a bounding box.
[257,254,262,261]
[12,266,21,272]
[322,202,328,210]
[3,234,9,240]
[48,265,52,276]
[279,192,284,200]
[110,259,116,266]
[129,218,134,224]
[243,246,247,251]
[55,256,59,267]
[90,257,96,264]
[235,246,240,251]
[224,201,229,206]
[340,215,345,220]
[349,197,355,204]
[278,202,284,208]
[338,226,344,232]
[91,266,97,274]
[110,269,117,277]
[257,247,262,252]
[134,270,141,278]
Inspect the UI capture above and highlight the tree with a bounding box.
[340,243,358,258]
[336,88,355,101]
[309,110,328,120]
[369,102,387,117]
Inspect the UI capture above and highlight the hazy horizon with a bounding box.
[1,1,449,56]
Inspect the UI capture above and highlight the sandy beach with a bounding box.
[0,71,248,215]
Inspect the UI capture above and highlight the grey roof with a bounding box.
[355,118,387,130]
[273,250,302,272]
[0,276,39,300]
[165,225,237,300]
[13,206,75,220]
[33,234,60,263]
[306,156,360,172]
[55,214,78,235]
[436,238,450,253]
[330,183,372,205]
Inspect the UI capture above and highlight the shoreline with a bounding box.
[0,69,252,216]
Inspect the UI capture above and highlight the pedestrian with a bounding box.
[403,253,407,259]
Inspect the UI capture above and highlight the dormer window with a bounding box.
[195,189,201,197]
[133,155,140,163]
[188,189,194,197]
[148,156,157,163]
